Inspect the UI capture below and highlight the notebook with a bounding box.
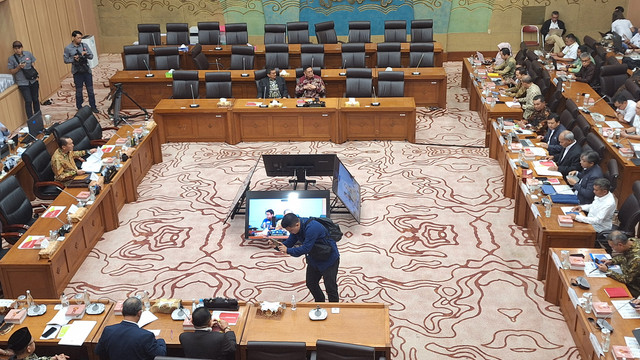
[604,287,630,298]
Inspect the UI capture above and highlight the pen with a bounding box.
[170,329,173,340]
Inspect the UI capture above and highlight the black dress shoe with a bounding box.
[91,107,99,114]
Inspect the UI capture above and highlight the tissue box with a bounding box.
[5,309,27,324]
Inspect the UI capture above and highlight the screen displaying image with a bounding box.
[245,190,330,239]
[332,158,361,223]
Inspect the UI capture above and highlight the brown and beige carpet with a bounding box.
[38,55,579,359]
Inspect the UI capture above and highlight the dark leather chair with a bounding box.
[344,68,372,98]
[570,126,586,146]
[599,64,629,98]
[624,78,640,100]
[315,21,339,44]
[384,20,407,43]
[341,43,366,68]
[574,114,592,135]
[583,35,597,51]
[205,72,232,98]
[377,71,404,97]
[246,341,307,360]
[191,43,211,70]
[409,43,434,67]
[0,176,41,245]
[612,181,640,238]
[123,45,150,71]
[21,140,63,200]
[153,47,180,70]
[348,21,371,43]
[376,43,402,68]
[312,339,386,360]
[526,49,539,61]
[300,44,325,69]
[197,22,220,45]
[264,24,286,44]
[535,76,550,99]
[584,132,606,160]
[604,158,619,193]
[165,23,189,45]
[287,21,310,44]
[172,71,200,99]
[265,43,289,70]
[564,99,580,117]
[230,45,255,70]
[77,106,117,145]
[559,109,576,130]
[137,24,161,46]
[53,117,92,151]
[547,79,565,112]
[515,41,527,66]
[530,60,543,79]
[225,23,248,45]
[254,69,267,95]
[295,67,321,78]
[411,19,433,43]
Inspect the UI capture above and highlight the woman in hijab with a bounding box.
[494,42,512,66]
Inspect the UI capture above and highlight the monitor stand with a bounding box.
[289,168,316,190]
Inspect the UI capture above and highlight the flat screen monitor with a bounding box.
[332,158,361,223]
[245,190,330,239]
[27,111,44,138]
[262,154,336,179]
[223,157,260,224]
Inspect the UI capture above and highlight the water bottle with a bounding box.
[89,185,96,202]
[291,295,297,311]
[26,290,34,308]
[601,328,610,352]
[544,198,552,218]
[192,298,197,313]
[142,290,151,311]
[83,289,91,306]
[60,293,69,308]
[560,250,570,269]
[583,93,590,107]
[583,292,593,313]
[198,299,204,308]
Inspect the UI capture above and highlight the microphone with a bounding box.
[41,205,72,233]
[24,132,39,143]
[189,84,199,108]
[142,59,154,77]
[263,85,267,99]
[371,86,380,106]
[339,59,346,76]
[116,117,135,130]
[311,57,314,69]
[412,53,425,75]
[56,186,85,206]
[241,57,248,77]
[215,58,221,71]
[152,33,157,47]
[215,34,222,51]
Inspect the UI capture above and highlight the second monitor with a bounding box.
[262,154,336,189]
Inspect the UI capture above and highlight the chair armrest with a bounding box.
[3,224,29,231]
[102,126,119,131]
[90,139,108,146]
[35,181,65,188]
[33,207,46,216]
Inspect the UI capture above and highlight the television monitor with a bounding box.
[245,190,330,239]
[332,158,361,223]
[22,111,44,144]
[223,157,260,224]
[262,154,336,185]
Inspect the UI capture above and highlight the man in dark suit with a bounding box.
[95,297,167,360]
[546,130,582,176]
[257,68,289,98]
[537,113,566,157]
[179,307,236,360]
[567,150,603,204]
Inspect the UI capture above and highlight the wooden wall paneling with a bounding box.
[0,1,17,78]
[0,86,27,130]
[54,0,73,80]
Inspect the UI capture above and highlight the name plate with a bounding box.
[589,333,604,358]
[521,183,530,196]
[551,252,562,269]
[552,78,558,86]
[508,158,516,169]
[530,203,540,218]
[492,121,498,130]
[567,287,579,309]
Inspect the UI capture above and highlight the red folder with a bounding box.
[604,287,631,298]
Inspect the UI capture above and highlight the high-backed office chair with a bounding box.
[570,126,586,146]
[344,68,372,97]
[515,42,528,66]
[197,22,220,45]
[77,106,118,145]
[348,21,371,43]
[224,23,248,45]
[153,47,180,70]
[547,79,565,112]
[254,69,267,95]
[411,19,433,43]
[530,60,543,79]
[610,181,640,238]
[229,45,255,70]
[300,44,325,69]
[264,24,286,44]
[384,20,407,43]
[295,67,321,78]
[559,109,576,130]
[341,43,366,68]
[172,71,200,99]
[246,341,307,360]
[521,25,540,48]
[205,72,232,98]
[123,45,150,71]
[376,43,402,68]
[604,158,619,193]
[377,71,404,97]
[191,43,211,70]
[21,140,63,200]
[624,78,640,101]
[137,24,161,46]
[287,21,310,44]
[0,176,41,245]
[599,64,629,98]
[564,99,580,117]
[574,114,592,135]
[584,132,606,160]
[53,117,93,151]
[312,339,387,360]
[264,43,289,70]
[315,21,338,44]
[535,75,550,99]
[583,35,597,51]
[409,43,434,67]
[165,23,189,45]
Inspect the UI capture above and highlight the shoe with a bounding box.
[91,107,99,114]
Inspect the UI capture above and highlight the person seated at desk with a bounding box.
[568,45,593,74]
[574,53,596,87]
[621,100,640,140]
[503,67,527,98]
[179,307,236,360]
[51,136,96,183]
[7,327,69,360]
[261,209,276,230]
[0,122,9,143]
[551,33,579,63]
[489,48,516,79]
[537,113,565,157]
[257,68,289,99]
[295,66,326,98]
[613,94,637,124]
[569,178,616,234]
[625,31,640,49]
[519,94,550,133]
[95,297,167,360]
[493,42,511,67]
[545,130,582,176]
[595,230,640,297]
[519,75,541,119]
[566,150,603,204]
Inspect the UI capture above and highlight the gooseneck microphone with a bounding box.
[371,86,380,106]
[190,84,199,108]
[412,53,425,75]
[215,34,222,51]
[241,57,249,77]
[142,59,154,77]
[340,59,346,76]
[55,186,83,204]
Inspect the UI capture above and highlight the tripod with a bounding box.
[106,83,149,126]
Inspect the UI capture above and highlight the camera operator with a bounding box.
[63,30,98,113]
[8,41,40,118]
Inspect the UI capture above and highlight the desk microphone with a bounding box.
[371,86,380,106]
[151,33,158,47]
[311,57,314,70]
[116,117,136,130]
[262,85,267,99]
[412,53,424,75]
[41,205,72,233]
[142,59,154,77]
[241,57,249,77]
[215,35,222,51]
[215,58,221,71]
[55,186,85,206]
[339,59,346,76]
[24,132,39,144]
[189,84,199,108]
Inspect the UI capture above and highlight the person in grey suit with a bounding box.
[537,113,566,158]
[95,297,167,360]
[546,130,582,176]
[257,68,290,99]
[179,307,236,360]
[567,150,603,204]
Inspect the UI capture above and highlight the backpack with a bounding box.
[308,217,343,242]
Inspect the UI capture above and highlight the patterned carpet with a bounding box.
[45,56,579,359]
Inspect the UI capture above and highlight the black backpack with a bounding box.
[308,217,343,242]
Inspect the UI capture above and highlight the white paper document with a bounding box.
[553,185,573,195]
[613,300,640,319]
[605,121,624,128]
[624,336,640,358]
[525,147,547,156]
[505,101,521,108]
[81,152,103,173]
[138,310,158,328]
[567,287,579,309]
[58,320,96,346]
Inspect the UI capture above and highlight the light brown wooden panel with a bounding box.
[0,85,27,130]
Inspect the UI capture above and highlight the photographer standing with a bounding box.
[63,30,98,113]
[8,41,39,118]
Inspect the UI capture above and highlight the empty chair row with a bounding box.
[137,19,434,46]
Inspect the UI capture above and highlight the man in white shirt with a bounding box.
[569,178,616,233]
[621,100,640,140]
[613,94,637,123]
[552,33,579,63]
[0,122,9,143]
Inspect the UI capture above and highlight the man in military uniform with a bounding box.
[490,48,516,79]
[596,231,640,297]
[520,95,550,134]
[51,136,96,183]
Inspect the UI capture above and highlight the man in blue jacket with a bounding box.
[567,150,603,204]
[273,213,340,302]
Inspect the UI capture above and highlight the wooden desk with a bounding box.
[374,68,446,109]
[545,248,640,360]
[238,302,390,360]
[154,99,234,143]
[0,299,113,360]
[338,97,416,143]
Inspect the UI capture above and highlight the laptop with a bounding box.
[0,143,8,159]
[476,51,485,63]
[23,110,44,144]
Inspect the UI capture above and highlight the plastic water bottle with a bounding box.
[83,289,91,306]
[192,298,197,313]
[291,295,297,311]
[60,293,69,308]
[583,292,593,313]
[601,328,610,352]
[142,290,151,311]
[26,290,34,308]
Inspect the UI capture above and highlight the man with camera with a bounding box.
[8,41,40,118]
[63,30,98,113]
